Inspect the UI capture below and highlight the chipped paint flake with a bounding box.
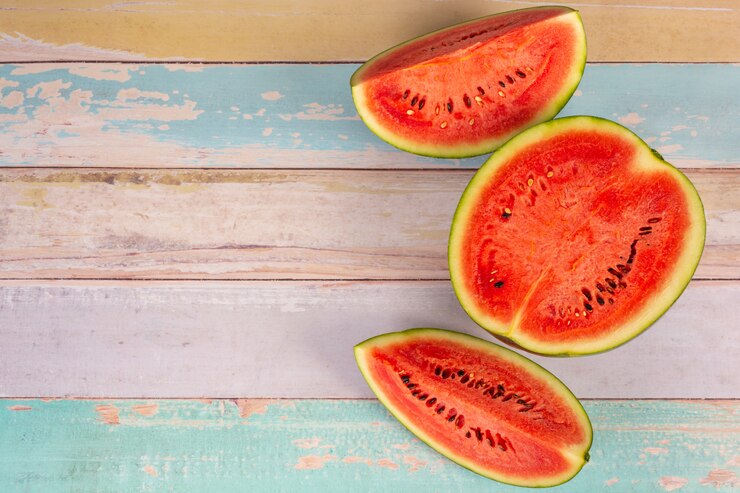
[294,454,337,470]
[69,64,140,82]
[7,405,32,411]
[232,399,276,419]
[278,102,358,121]
[402,455,427,473]
[292,438,321,449]
[164,64,204,72]
[605,477,619,486]
[95,404,120,425]
[117,88,170,102]
[131,403,159,417]
[699,469,738,487]
[656,144,684,154]
[142,464,158,477]
[659,476,688,491]
[1,89,24,108]
[644,447,669,455]
[261,91,284,101]
[262,127,273,137]
[376,458,399,470]
[618,112,644,125]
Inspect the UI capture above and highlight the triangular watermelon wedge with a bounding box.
[351,7,586,158]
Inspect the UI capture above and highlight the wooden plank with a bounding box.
[0,280,735,398]
[0,63,736,168]
[0,1,736,62]
[0,169,735,280]
[0,399,737,491]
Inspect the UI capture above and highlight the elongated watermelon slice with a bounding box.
[351,7,586,158]
[449,116,706,356]
[355,328,592,486]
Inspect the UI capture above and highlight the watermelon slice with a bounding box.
[449,116,706,355]
[351,6,586,158]
[355,328,592,486]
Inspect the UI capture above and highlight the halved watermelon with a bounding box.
[449,116,706,356]
[355,328,592,486]
[351,6,586,158]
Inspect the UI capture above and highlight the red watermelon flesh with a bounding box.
[449,117,706,355]
[351,7,586,158]
[355,329,592,487]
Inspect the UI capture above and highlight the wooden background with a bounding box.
[0,1,738,491]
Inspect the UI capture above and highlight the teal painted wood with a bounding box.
[0,63,735,168]
[1,400,737,492]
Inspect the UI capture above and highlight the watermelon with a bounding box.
[355,328,592,486]
[449,116,706,356]
[350,6,586,158]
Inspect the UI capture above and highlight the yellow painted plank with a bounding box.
[0,1,736,62]
[0,169,735,280]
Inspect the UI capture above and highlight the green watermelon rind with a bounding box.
[448,116,707,356]
[350,6,587,158]
[354,328,593,487]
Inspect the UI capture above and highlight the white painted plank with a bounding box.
[0,280,735,398]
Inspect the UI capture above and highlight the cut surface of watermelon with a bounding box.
[355,328,592,487]
[449,116,706,355]
[351,6,586,158]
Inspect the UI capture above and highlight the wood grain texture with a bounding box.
[0,169,734,280]
[0,64,736,168]
[0,399,737,492]
[0,1,736,62]
[0,280,736,398]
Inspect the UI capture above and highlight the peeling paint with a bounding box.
[261,91,283,101]
[391,443,411,450]
[376,458,399,470]
[95,404,120,425]
[644,447,669,455]
[17,188,52,209]
[132,403,159,417]
[402,455,427,473]
[294,454,337,470]
[659,476,688,491]
[699,469,738,487]
[656,144,684,154]
[605,477,619,486]
[292,438,321,449]
[232,399,277,419]
[142,465,158,477]
[618,112,644,125]
[7,405,32,411]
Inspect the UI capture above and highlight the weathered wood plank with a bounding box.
[0,399,737,492]
[0,280,735,398]
[0,64,736,168]
[0,169,734,280]
[0,1,736,62]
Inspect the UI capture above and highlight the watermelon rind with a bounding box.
[350,7,587,158]
[355,328,593,487]
[448,116,706,356]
